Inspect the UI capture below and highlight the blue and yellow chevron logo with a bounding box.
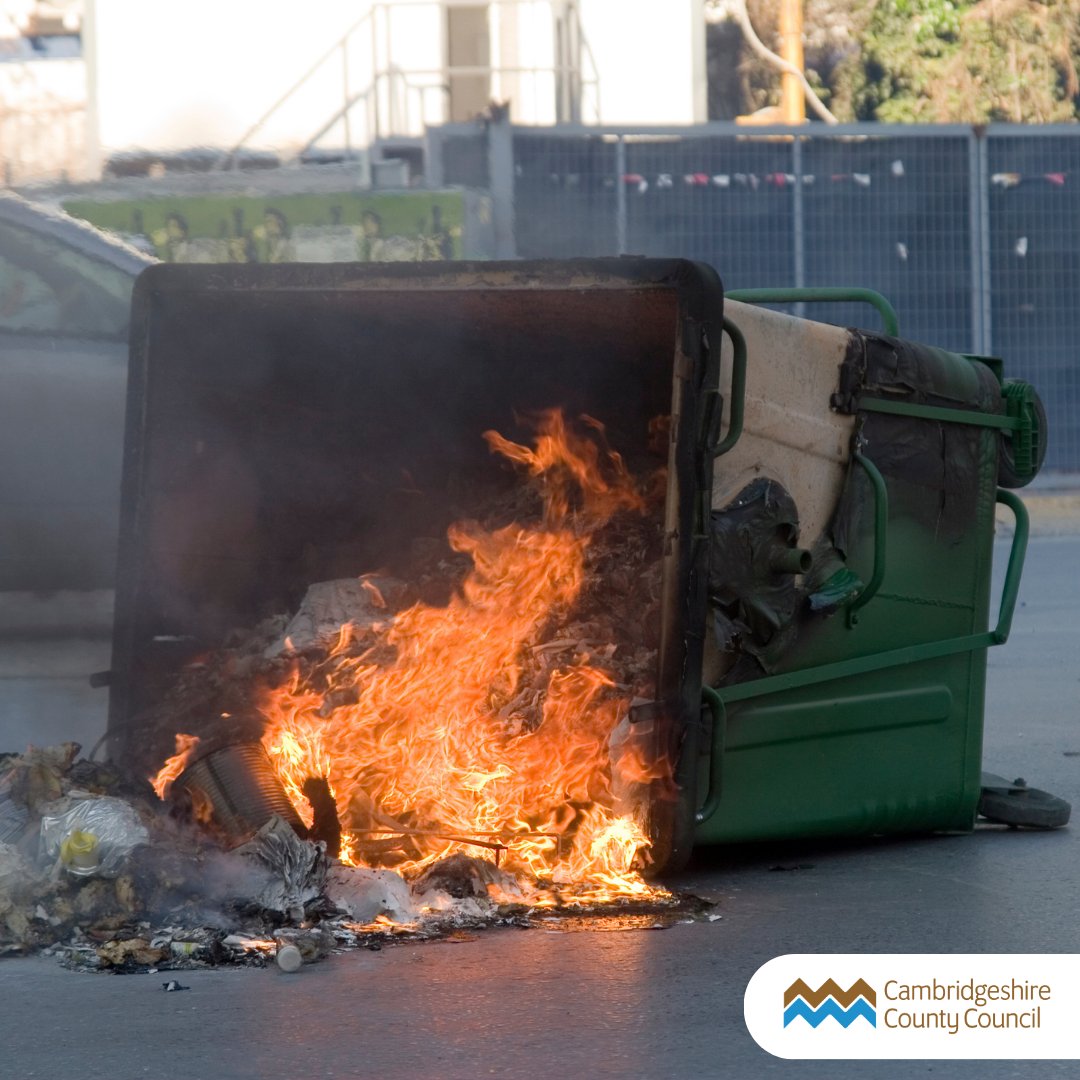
[783,979,877,1028]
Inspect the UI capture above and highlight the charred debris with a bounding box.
[0,735,710,976]
[2,419,715,976]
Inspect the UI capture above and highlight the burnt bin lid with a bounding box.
[110,257,725,875]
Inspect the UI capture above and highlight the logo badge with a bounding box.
[783,979,877,1028]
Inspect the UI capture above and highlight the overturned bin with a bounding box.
[107,260,1045,877]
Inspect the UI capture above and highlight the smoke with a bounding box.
[0,591,113,756]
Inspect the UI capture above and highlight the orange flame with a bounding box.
[150,733,201,800]
[483,410,645,523]
[264,723,334,830]
[257,411,667,900]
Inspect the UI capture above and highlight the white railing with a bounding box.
[219,0,601,169]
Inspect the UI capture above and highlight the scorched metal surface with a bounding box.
[108,258,726,875]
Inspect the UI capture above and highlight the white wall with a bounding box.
[92,0,387,156]
[89,0,707,167]
[492,1,558,125]
[578,0,705,124]
[370,2,444,135]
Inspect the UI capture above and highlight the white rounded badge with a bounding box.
[745,954,1080,1059]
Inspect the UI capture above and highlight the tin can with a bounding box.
[177,742,304,843]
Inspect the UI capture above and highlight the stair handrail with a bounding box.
[215,8,374,170]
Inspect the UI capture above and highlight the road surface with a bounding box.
[1,533,1078,1079]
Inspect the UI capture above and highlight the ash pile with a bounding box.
[2,740,649,974]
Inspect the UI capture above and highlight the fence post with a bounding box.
[968,127,992,354]
[424,126,445,189]
[615,135,628,255]
[792,133,806,318]
[977,129,993,355]
[487,112,517,259]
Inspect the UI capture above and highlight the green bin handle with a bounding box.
[695,686,726,825]
[726,287,899,337]
[709,316,747,458]
[847,451,888,627]
[990,488,1029,644]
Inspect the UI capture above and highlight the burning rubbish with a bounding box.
[0,739,710,974]
[1,413,715,974]
[6,257,1048,981]
[140,410,672,901]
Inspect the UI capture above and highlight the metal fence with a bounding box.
[433,121,1080,472]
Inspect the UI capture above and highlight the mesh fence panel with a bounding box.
[623,136,794,289]
[987,133,1080,471]
[440,131,489,189]
[434,124,1080,470]
[513,133,617,256]
[514,128,975,345]
[801,135,972,350]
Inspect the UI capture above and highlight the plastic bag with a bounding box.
[0,841,38,896]
[39,797,149,878]
[0,795,28,846]
[0,762,30,845]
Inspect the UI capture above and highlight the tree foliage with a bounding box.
[707,0,868,118]
[707,0,1080,122]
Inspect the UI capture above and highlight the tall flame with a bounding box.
[261,410,666,900]
[150,733,201,800]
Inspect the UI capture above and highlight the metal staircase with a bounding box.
[217,1,600,172]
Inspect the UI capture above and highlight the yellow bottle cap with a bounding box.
[60,829,99,867]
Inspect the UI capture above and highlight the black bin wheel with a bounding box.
[978,773,1071,829]
[998,383,1047,489]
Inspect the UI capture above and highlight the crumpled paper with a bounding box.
[324,864,416,924]
[265,576,406,657]
[7,743,81,815]
[234,815,327,920]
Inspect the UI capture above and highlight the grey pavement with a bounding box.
[0,533,1078,1079]
[1024,470,1080,493]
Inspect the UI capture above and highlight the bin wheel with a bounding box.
[978,773,1071,829]
[997,385,1047,489]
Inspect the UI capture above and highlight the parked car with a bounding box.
[0,192,155,591]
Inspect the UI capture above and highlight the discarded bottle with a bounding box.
[39,797,149,878]
[276,944,302,973]
[60,829,100,874]
[169,940,215,963]
[273,927,334,972]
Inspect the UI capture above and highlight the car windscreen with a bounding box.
[0,218,134,339]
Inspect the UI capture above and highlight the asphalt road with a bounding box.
[1,533,1079,1079]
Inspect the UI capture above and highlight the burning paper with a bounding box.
[259,410,669,901]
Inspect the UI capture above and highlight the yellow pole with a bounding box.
[779,0,806,124]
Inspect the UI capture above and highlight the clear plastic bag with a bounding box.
[39,797,149,878]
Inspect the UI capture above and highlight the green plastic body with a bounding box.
[693,340,1016,846]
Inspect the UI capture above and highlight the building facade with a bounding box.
[86,0,707,171]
